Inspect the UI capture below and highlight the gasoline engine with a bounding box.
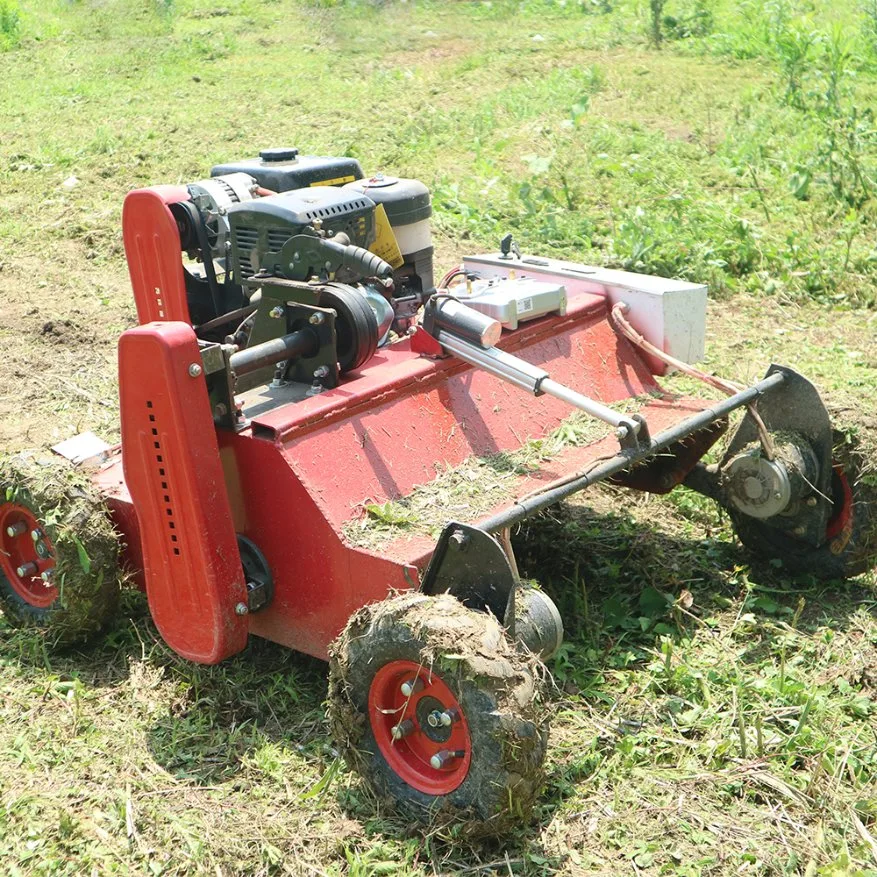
[170,147,435,409]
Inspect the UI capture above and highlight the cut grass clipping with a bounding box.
[345,396,650,547]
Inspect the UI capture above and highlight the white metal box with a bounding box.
[462,253,707,376]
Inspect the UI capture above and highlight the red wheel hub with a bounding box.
[826,466,854,545]
[0,503,58,608]
[369,660,472,795]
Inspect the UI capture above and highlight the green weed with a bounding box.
[0,0,20,49]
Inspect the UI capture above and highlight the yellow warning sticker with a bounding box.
[369,203,404,269]
[309,175,356,187]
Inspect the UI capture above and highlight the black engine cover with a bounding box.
[227,187,376,279]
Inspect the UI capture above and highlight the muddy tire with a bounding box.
[0,454,120,645]
[729,427,877,579]
[328,592,548,834]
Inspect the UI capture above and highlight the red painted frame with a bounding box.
[103,276,721,661]
[119,321,248,663]
[122,186,192,324]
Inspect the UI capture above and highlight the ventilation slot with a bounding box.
[302,198,369,222]
[267,228,292,251]
[146,401,181,558]
[234,227,259,248]
[234,226,259,278]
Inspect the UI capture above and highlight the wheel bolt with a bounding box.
[400,677,424,697]
[41,570,53,583]
[6,521,27,538]
[16,562,38,578]
[429,749,465,770]
[391,719,415,740]
[31,529,43,542]
[427,708,459,728]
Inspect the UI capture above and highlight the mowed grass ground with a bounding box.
[1,0,877,874]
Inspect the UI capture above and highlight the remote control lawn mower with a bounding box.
[2,147,875,833]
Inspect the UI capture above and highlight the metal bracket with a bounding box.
[420,522,517,631]
[237,535,273,613]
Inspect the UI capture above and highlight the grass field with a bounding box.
[1,0,877,874]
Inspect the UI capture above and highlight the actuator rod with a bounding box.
[435,330,641,437]
[478,370,787,532]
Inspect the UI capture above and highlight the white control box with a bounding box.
[462,253,707,375]
[459,276,567,330]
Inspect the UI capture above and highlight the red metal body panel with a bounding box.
[97,290,719,663]
[122,186,192,324]
[119,322,248,664]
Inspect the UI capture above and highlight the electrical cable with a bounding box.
[609,301,777,461]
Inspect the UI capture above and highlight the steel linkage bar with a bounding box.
[478,370,786,533]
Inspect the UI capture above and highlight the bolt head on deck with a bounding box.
[188,363,203,378]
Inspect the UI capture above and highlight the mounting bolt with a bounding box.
[16,562,37,578]
[400,677,425,697]
[269,306,284,319]
[391,719,415,740]
[41,570,53,583]
[793,525,806,537]
[450,530,469,550]
[188,363,202,378]
[6,521,26,538]
[313,365,330,379]
[235,602,248,616]
[35,540,49,559]
[30,529,43,542]
[806,496,818,507]
[429,749,463,770]
[309,312,325,326]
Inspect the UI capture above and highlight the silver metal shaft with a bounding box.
[436,330,641,437]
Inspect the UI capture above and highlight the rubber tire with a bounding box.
[729,430,877,579]
[0,454,120,645]
[328,592,548,834]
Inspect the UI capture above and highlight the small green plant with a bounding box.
[0,0,21,50]
[861,0,877,55]
[662,0,715,40]
[649,0,666,46]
